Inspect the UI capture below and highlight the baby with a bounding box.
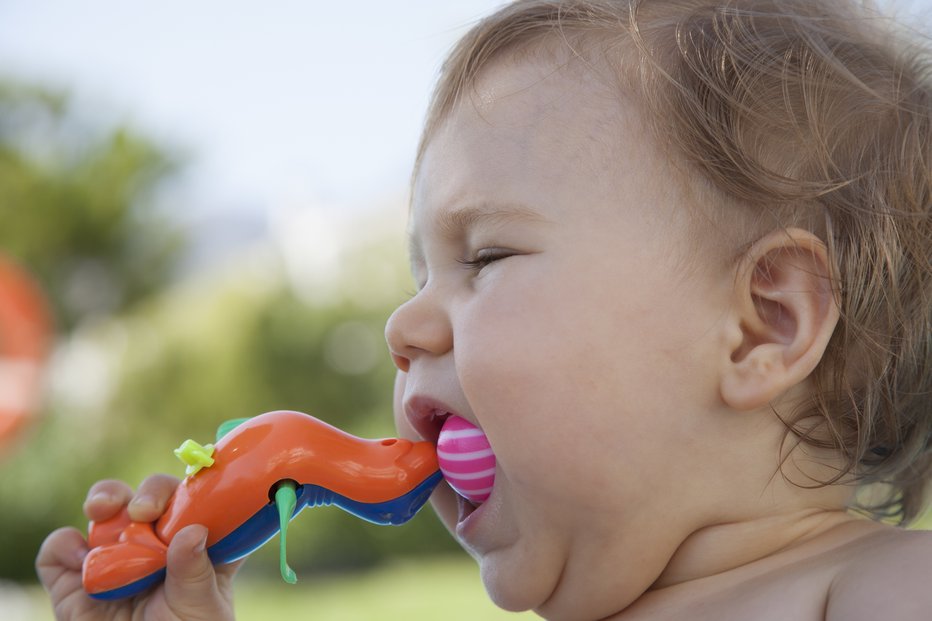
[37,1,932,619]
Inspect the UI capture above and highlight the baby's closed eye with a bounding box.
[457,247,519,272]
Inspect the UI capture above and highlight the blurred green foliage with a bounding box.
[0,80,458,583]
[0,80,183,331]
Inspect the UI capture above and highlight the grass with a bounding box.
[15,556,535,621]
[237,557,533,621]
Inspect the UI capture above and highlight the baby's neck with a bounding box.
[651,509,872,590]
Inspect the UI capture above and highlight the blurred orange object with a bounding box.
[0,254,51,450]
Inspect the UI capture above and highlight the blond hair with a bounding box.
[417,0,932,523]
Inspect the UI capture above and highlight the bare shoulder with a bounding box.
[826,526,932,621]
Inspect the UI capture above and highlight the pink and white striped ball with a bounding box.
[437,415,496,504]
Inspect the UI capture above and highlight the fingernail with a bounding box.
[75,548,88,565]
[88,492,113,505]
[130,495,156,511]
[194,530,208,554]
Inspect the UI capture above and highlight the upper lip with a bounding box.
[403,394,459,444]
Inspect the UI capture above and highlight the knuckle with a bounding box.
[86,478,130,501]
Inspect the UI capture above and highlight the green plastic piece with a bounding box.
[275,481,298,584]
[173,439,215,476]
[215,417,252,442]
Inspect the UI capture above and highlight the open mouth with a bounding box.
[403,400,451,445]
[403,398,496,520]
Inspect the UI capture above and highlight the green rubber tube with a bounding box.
[274,481,298,584]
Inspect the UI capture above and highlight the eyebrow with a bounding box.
[436,202,549,237]
[408,202,550,265]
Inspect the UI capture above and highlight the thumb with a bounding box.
[163,524,223,615]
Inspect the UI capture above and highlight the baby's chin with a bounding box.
[434,495,570,614]
[431,476,612,616]
[476,540,567,615]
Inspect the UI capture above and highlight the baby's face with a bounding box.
[387,55,735,618]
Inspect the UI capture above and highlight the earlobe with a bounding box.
[720,228,840,411]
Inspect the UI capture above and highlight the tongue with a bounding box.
[437,415,496,504]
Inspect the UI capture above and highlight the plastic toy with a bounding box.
[82,410,442,600]
[436,415,496,503]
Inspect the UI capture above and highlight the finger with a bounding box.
[214,557,244,580]
[83,480,134,522]
[35,527,89,601]
[128,473,181,522]
[214,557,245,594]
[164,524,225,616]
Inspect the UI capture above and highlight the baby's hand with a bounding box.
[36,475,240,621]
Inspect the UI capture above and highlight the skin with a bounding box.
[385,52,932,620]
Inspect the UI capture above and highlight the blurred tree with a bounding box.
[0,80,184,331]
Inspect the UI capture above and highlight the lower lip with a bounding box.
[454,494,486,541]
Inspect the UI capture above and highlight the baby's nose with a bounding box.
[384,288,453,370]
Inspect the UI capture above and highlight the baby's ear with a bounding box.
[720,228,840,411]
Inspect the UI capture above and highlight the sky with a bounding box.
[1,0,931,271]
[0,1,508,222]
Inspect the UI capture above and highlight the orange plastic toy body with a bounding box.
[82,410,441,600]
